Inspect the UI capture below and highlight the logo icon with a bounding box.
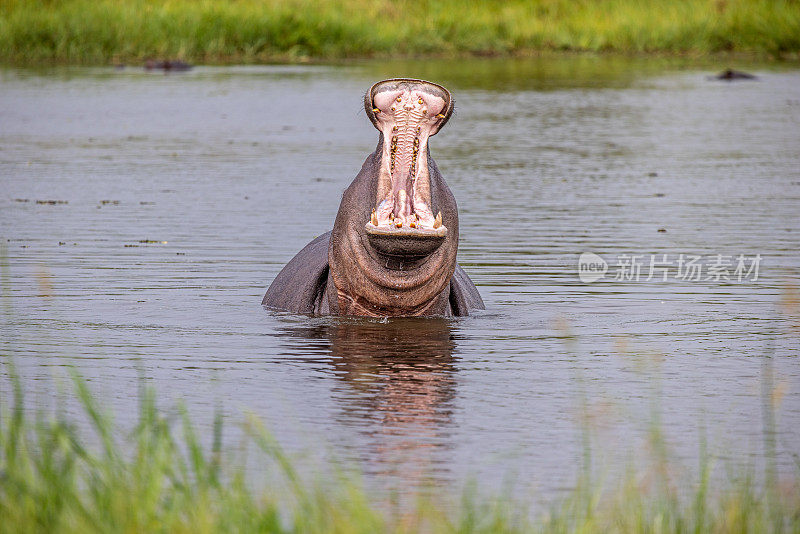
[578,252,608,283]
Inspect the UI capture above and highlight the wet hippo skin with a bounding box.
[263,78,484,317]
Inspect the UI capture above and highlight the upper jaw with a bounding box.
[364,78,454,136]
[362,79,453,240]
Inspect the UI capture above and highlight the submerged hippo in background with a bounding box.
[263,78,484,317]
[144,59,193,72]
[712,69,757,81]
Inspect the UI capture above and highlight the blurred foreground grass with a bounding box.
[1,358,798,534]
[1,0,799,65]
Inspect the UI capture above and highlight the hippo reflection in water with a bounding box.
[263,79,484,317]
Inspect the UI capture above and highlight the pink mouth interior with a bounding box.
[366,81,449,234]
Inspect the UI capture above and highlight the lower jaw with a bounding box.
[364,222,446,259]
[330,226,454,314]
[365,223,446,238]
[367,191,446,239]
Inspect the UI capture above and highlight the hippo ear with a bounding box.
[365,78,454,136]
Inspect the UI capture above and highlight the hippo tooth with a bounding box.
[433,211,442,229]
[436,113,445,119]
[371,210,378,226]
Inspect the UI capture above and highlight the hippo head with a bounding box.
[327,79,459,316]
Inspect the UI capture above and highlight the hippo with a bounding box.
[713,69,757,81]
[263,78,484,317]
[144,59,193,72]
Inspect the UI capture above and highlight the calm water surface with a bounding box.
[1,58,799,502]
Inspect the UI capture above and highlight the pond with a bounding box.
[1,57,798,503]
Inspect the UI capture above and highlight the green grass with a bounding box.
[1,0,799,65]
[2,357,798,534]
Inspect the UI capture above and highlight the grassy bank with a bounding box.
[1,360,798,533]
[1,0,799,65]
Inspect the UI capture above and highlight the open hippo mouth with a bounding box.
[363,79,454,258]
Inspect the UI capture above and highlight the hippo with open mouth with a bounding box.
[262,78,484,316]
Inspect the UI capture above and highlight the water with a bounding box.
[1,58,799,503]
